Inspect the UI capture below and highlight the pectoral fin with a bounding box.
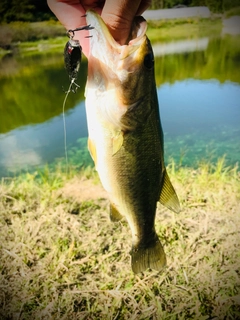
[112,132,123,155]
[110,203,123,222]
[88,138,97,166]
[159,170,181,213]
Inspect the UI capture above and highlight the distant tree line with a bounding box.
[0,0,240,23]
[0,0,55,23]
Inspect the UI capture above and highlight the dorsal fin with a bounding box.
[159,170,181,213]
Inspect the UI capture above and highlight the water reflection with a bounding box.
[0,101,88,175]
[152,37,209,56]
[0,34,240,177]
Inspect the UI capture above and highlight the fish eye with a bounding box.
[144,53,154,69]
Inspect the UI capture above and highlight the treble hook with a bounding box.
[67,24,94,39]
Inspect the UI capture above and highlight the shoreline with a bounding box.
[1,11,238,56]
[0,158,239,318]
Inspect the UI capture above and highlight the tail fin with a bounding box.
[131,237,166,273]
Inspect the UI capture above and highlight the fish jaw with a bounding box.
[85,10,148,92]
[85,10,154,145]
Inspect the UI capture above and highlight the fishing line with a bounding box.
[62,77,80,172]
[62,79,74,172]
[62,23,94,173]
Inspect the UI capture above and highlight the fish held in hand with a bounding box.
[85,10,180,273]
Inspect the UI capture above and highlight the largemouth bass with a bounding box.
[85,10,180,273]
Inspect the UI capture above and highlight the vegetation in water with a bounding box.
[0,158,239,319]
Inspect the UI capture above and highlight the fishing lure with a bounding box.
[64,38,82,92]
[62,24,94,171]
[64,24,93,92]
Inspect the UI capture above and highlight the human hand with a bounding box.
[47,0,151,57]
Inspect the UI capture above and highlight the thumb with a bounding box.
[101,1,143,45]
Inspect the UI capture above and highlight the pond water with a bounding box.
[0,33,240,178]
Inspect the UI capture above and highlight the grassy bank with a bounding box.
[0,20,65,51]
[2,5,240,55]
[0,158,239,319]
[0,16,223,56]
[147,16,222,43]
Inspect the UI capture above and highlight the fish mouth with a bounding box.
[86,10,148,69]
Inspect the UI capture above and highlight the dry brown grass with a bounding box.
[0,159,240,319]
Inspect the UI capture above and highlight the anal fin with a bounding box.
[112,132,123,155]
[159,170,181,213]
[110,203,123,222]
[88,138,97,166]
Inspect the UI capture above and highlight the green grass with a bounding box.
[17,36,67,54]
[147,17,222,43]
[224,6,240,18]
[0,158,240,319]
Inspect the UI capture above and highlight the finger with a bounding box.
[101,0,151,44]
[47,0,91,56]
[47,0,86,30]
[136,0,152,15]
[101,0,143,45]
[81,0,105,12]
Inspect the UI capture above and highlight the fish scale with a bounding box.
[85,10,180,273]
